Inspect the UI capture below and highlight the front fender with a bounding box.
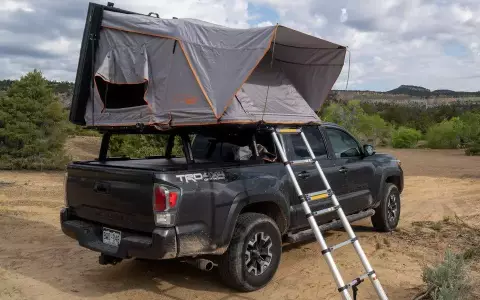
[374,167,404,207]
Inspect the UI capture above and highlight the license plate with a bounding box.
[102,228,121,247]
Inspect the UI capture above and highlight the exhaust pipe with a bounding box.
[99,253,123,265]
[184,258,215,271]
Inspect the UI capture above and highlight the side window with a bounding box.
[326,128,362,158]
[286,127,327,160]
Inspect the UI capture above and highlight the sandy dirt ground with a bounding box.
[1,137,480,300]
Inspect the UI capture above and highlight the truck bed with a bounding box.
[73,157,265,172]
[67,157,266,233]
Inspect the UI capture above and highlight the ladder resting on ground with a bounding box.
[271,127,389,300]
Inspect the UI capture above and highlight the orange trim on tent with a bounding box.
[177,41,218,119]
[218,25,279,120]
[100,25,218,119]
[169,120,254,127]
[102,25,179,41]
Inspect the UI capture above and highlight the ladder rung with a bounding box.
[330,237,358,252]
[307,190,330,201]
[276,128,302,134]
[311,205,339,217]
[338,270,376,293]
[321,237,358,255]
[288,158,314,166]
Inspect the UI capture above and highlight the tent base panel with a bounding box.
[85,121,322,134]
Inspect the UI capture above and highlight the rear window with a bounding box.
[108,134,184,159]
[190,131,277,163]
[191,134,247,162]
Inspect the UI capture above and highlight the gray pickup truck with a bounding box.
[60,123,403,291]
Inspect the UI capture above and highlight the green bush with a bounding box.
[459,112,480,145]
[321,100,391,146]
[422,249,471,300]
[391,127,422,148]
[321,100,366,136]
[465,143,480,156]
[356,113,392,146]
[426,118,463,149]
[71,126,101,137]
[0,70,69,170]
[109,134,184,158]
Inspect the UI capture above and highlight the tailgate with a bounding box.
[66,163,155,232]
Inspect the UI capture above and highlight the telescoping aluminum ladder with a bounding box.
[271,127,388,300]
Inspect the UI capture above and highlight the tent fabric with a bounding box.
[220,55,321,124]
[83,10,346,128]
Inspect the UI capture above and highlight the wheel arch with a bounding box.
[219,193,289,251]
[374,169,403,208]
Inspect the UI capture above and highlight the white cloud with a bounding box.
[0,0,34,12]
[112,0,251,27]
[37,37,76,56]
[340,8,348,23]
[256,21,274,27]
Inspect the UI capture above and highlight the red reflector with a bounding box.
[154,186,178,211]
[169,192,178,208]
[154,186,166,211]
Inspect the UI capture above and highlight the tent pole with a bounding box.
[90,33,96,126]
[345,47,351,91]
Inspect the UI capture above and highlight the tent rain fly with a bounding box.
[70,3,347,130]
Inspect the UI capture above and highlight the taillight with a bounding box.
[154,187,167,211]
[169,191,178,208]
[154,186,178,212]
[153,185,179,227]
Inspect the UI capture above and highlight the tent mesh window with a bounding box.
[95,76,148,109]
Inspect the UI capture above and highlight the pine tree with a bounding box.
[0,70,69,169]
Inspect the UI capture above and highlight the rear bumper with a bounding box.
[60,208,177,260]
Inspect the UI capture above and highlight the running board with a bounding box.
[285,209,375,244]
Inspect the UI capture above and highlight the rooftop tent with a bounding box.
[70,3,346,129]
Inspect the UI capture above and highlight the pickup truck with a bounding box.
[60,123,403,292]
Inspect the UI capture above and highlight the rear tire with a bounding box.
[371,183,401,232]
[218,213,282,292]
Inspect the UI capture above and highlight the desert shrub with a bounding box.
[421,249,471,300]
[356,113,392,146]
[0,70,69,170]
[458,112,480,145]
[465,143,480,156]
[109,134,183,158]
[391,126,422,148]
[321,100,391,146]
[321,100,365,136]
[426,118,463,149]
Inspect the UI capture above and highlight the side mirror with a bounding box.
[363,144,375,156]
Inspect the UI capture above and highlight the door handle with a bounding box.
[94,182,110,193]
[297,171,311,179]
[338,167,348,174]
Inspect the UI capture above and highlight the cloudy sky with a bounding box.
[1,0,479,91]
